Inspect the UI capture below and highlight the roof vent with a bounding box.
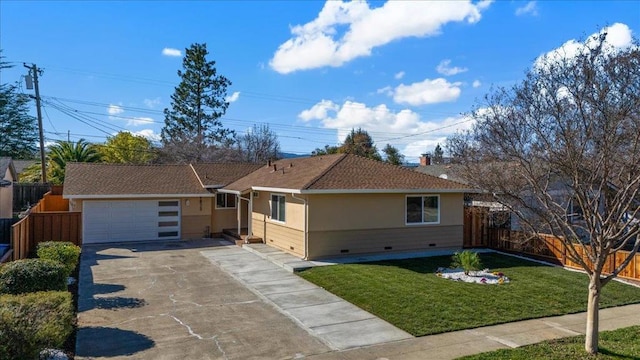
[268,159,272,166]
[273,164,277,171]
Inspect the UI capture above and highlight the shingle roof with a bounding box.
[63,163,210,197]
[224,154,469,193]
[0,157,17,181]
[413,164,469,185]
[191,163,263,188]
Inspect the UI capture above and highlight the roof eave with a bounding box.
[63,193,214,200]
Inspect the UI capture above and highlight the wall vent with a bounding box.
[429,243,436,247]
[384,246,392,250]
[340,249,349,253]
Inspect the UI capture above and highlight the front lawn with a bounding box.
[458,325,640,359]
[298,253,640,336]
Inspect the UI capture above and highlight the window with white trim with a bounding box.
[216,193,236,209]
[406,195,440,224]
[270,194,286,222]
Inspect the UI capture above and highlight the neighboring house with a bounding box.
[63,163,261,244]
[0,158,17,219]
[12,159,37,182]
[63,155,471,259]
[221,154,470,259]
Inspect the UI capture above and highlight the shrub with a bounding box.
[37,242,81,277]
[0,259,67,295]
[0,291,73,360]
[451,251,483,275]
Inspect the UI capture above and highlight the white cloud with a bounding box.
[107,104,124,115]
[472,80,482,88]
[226,91,240,103]
[128,117,154,127]
[270,0,492,74]
[143,97,161,109]
[436,59,468,76]
[376,86,393,96]
[130,129,161,142]
[298,99,340,121]
[162,47,182,57]
[515,1,538,16]
[394,71,405,80]
[297,99,475,158]
[391,78,462,106]
[535,23,634,69]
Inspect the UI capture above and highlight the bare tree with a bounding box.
[448,32,639,354]
[237,124,281,163]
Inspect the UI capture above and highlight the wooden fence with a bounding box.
[9,190,80,261]
[487,228,640,281]
[463,206,489,247]
[13,183,51,212]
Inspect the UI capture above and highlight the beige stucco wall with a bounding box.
[308,193,463,231]
[305,192,464,259]
[211,195,249,234]
[181,197,212,239]
[307,225,463,259]
[250,191,305,256]
[0,168,14,218]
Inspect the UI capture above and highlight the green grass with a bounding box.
[298,253,640,336]
[459,325,640,359]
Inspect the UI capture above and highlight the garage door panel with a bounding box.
[83,200,181,243]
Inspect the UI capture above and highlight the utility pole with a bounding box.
[24,63,47,183]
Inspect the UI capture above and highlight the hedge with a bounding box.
[37,241,81,277]
[0,291,73,360]
[0,259,67,295]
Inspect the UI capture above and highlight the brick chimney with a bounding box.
[420,153,431,166]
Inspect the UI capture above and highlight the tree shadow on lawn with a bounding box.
[369,252,552,275]
[76,326,155,358]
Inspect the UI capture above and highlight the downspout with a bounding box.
[292,193,309,260]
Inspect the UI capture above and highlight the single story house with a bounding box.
[0,157,17,219]
[64,154,471,259]
[63,163,261,244]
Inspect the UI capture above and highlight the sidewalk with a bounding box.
[241,243,640,360]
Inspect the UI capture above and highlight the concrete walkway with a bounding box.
[303,303,640,360]
[234,243,640,359]
[201,245,413,351]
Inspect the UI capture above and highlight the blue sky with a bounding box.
[1,1,638,161]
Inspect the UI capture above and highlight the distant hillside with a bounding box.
[279,152,309,159]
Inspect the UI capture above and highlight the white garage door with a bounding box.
[83,200,181,243]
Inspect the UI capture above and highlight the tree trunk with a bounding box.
[585,275,600,354]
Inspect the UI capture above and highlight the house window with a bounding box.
[406,195,440,224]
[270,194,286,222]
[216,193,236,209]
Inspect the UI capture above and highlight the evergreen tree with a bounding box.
[161,43,234,162]
[433,144,444,164]
[382,144,405,165]
[0,51,38,159]
[339,128,381,160]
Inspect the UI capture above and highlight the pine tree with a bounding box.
[382,144,405,165]
[161,43,234,162]
[339,128,381,161]
[0,52,38,159]
[433,144,444,164]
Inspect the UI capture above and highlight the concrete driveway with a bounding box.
[76,239,330,360]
